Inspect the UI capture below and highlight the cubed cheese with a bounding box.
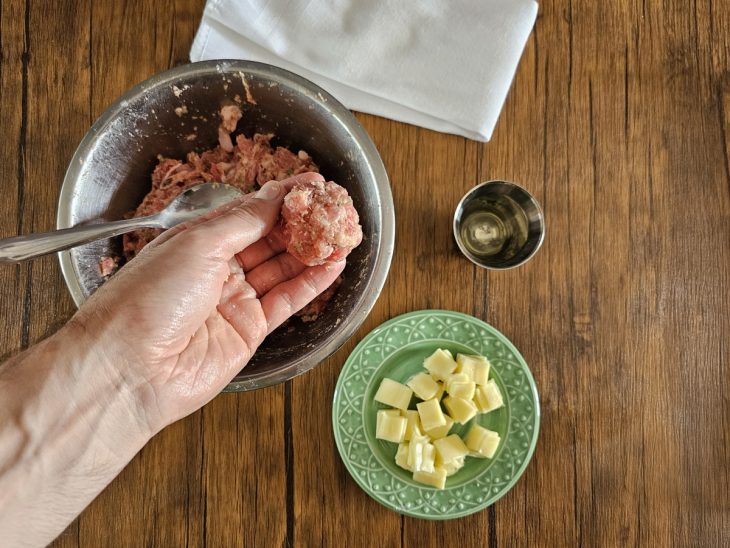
[395,443,411,471]
[423,349,457,380]
[448,380,476,400]
[433,434,469,464]
[407,434,431,471]
[423,414,454,439]
[416,398,447,431]
[374,378,413,410]
[401,410,423,441]
[376,410,407,443]
[413,467,447,489]
[474,379,504,413]
[445,373,470,392]
[456,354,491,385]
[465,424,501,458]
[420,442,436,473]
[440,455,466,476]
[443,395,478,424]
[434,380,445,401]
[407,372,440,400]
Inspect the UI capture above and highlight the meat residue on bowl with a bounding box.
[109,104,355,322]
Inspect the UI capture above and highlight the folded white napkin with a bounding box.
[190,0,538,141]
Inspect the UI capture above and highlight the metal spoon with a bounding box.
[0,183,244,263]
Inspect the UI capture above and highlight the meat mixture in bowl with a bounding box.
[108,104,359,322]
[122,105,317,258]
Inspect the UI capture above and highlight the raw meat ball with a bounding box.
[281,180,363,266]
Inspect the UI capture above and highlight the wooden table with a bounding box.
[1,1,728,546]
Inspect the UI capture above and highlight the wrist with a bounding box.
[0,322,154,546]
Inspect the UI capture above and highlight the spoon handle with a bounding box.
[0,216,164,263]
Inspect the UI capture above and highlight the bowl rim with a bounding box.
[56,59,395,391]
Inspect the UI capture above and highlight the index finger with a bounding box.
[146,172,325,251]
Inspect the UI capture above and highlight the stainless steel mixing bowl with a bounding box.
[57,60,394,391]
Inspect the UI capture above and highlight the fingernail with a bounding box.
[255,180,282,200]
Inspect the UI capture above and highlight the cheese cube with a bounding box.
[407,434,431,471]
[401,410,423,441]
[395,443,411,471]
[420,442,436,473]
[413,467,447,489]
[446,373,470,391]
[376,410,407,443]
[456,354,491,385]
[448,380,476,400]
[474,379,504,413]
[423,414,454,439]
[374,378,413,410]
[423,349,457,380]
[434,381,445,401]
[465,424,501,458]
[443,395,478,424]
[440,455,465,476]
[416,398,447,431]
[434,435,469,465]
[407,372,440,400]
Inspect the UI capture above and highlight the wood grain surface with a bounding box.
[0,0,728,546]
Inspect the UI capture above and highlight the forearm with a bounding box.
[0,323,154,547]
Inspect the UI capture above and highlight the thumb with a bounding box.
[178,180,285,258]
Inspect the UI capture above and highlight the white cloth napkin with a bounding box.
[190,0,538,141]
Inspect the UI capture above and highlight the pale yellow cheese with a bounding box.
[407,434,432,472]
[420,442,436,473]
[434,380,445,401]
[401,410,423,441]
[376,410,407,443]
[465,424,501,458]
[413,467,447,489]
[416,398,447,431]
[471,362,490,386]
[374,378,413,410]
[376,349,503,488]
[395,443,411,471]
[440,455,466,476]
[423,349,457,380]
[406,372,440,400]
[423,414,454,439]
[448,380,476,400]
[456,354,491,385]
[474,379,504,413]
[445,373,470,391]
[443,395,478,424]
[433,434,469,464]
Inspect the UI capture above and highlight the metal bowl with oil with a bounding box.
[56,60,395,391]
[453,180,544,269]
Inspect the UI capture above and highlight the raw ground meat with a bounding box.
[115,104,349,322]
[281,180,363,266]
[296,276,343,322]
[98,256,119,277]
[122,104,318,258]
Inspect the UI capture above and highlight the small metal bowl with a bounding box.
[57,60,395,391]
[453,180,544,269]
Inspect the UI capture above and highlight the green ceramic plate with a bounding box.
[332,310,540,520]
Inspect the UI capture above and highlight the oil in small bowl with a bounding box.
[453,181,544,269]
[459,195,529,260]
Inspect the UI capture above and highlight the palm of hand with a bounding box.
[77,174,344,430]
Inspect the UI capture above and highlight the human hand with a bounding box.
[73,172,344,432]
